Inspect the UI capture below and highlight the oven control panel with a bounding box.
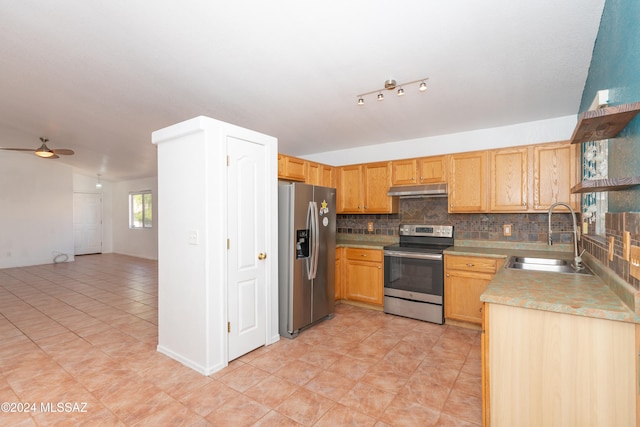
[399,224,453,238]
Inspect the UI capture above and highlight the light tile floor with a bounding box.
[0,254,481,426]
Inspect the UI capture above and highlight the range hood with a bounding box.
[387,183,448,198]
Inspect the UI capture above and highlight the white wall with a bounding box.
[112,177,158,260]
[0,151,74,268]
[73,172,114,254]
[304,115,577,166]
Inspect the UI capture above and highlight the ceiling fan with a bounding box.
[0,137,74,159]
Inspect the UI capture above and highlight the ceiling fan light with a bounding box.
[35,144,55,158]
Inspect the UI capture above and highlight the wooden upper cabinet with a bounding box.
[533,141,579,211]
[449,151,488,212]
[320,164,336,188]
[278,154,306,181]
[306,162,335,187]
[337,164,364,213]
[391,159,418,185]
[337,162,397,214]
[490,147,528,212]
[363,162,396,212]
[306,161,322,185]
[391,155,447,186]
[418,155,447,183]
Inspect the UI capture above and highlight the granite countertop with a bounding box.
[336,234,397,250]
[445,242,640,324]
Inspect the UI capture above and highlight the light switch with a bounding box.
[188,230,199,245]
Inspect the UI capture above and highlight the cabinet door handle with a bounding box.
[361,254,367,257]
[446,274,450,277]
[377,266,381,269]
[466,263,474,267]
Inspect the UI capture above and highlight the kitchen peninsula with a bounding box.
[444,242,640,427]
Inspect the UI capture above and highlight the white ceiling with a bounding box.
[0,1,605,181]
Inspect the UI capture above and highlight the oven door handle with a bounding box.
[383,250,443,261]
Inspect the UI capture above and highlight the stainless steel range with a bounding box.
[383,224,454,324]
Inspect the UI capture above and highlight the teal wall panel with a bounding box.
[580,0,640,212]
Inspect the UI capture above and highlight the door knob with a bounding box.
[258,253,267,260]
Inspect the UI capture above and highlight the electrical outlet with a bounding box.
[623,231,631,261]
[630,246,640,280]
[367,222,374,232]
[608,236,615,261]
[503,224,512,237]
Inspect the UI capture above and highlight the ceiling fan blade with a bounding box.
[0,148,35,152]
[52,149,74,155]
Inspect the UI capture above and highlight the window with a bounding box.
[129,191,153,229]
[582,140,608,236]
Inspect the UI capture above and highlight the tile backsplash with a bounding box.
[582,212,640,290]
[337,197,578,243]
[337,197,640,290]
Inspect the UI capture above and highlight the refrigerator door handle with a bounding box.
[311,201,320,280]
[305,201,314,280]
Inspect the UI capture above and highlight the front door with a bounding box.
[73,192,102,255]
[227,136,267,361]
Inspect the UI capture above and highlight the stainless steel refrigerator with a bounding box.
[278,183,336,338]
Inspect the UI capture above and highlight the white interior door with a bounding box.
[73,192,102,255]
[227,136,267,361]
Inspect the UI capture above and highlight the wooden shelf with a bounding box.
[571,177,640,193]
[569,102,640,144]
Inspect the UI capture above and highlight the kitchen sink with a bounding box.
[506,256,592,275]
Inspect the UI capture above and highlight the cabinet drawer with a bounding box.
[445,255,499,274]
[346,248,383,262]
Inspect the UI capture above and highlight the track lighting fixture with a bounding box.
[357,77,429,105]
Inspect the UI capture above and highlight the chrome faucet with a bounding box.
[548,202,583,271]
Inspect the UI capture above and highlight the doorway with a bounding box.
[73,192,102,255]
[227,136,268,361]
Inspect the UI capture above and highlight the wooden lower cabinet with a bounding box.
[444,255,502,325]
[483,303,639,427]
[335,247,344,301]
[343,247,383,306]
